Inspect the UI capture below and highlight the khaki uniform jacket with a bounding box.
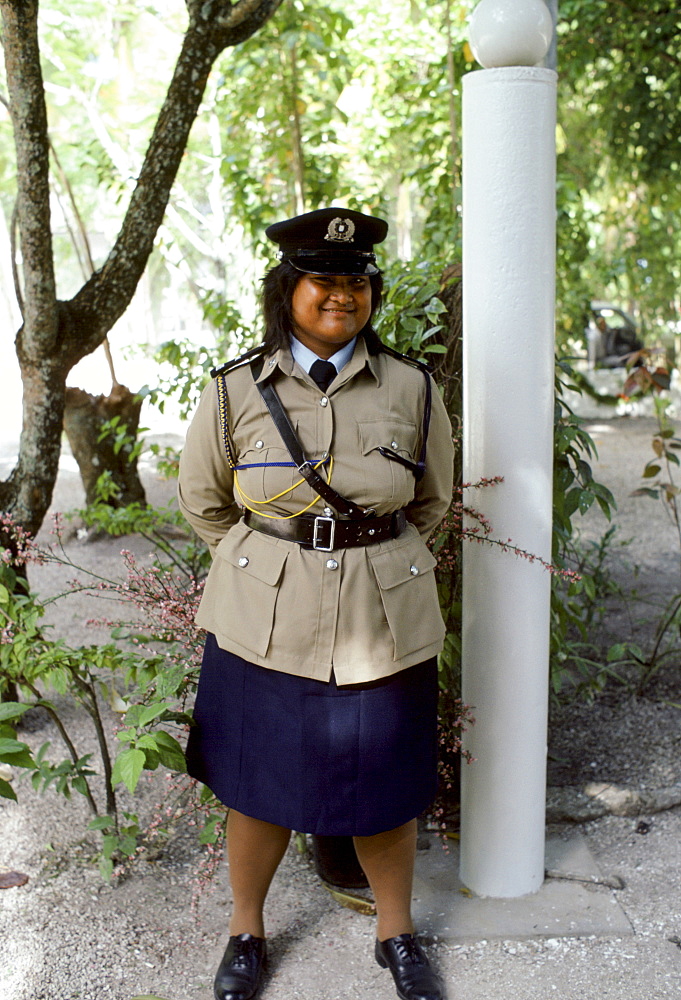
[177,338,454,685]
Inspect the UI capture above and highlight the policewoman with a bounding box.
[178,207,454,1000]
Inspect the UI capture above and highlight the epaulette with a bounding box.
[380,343,433,376]
[211,344,267,379]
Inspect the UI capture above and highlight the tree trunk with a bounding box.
[63,385,146,508]
[0,0,285,539]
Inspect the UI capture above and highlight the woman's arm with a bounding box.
[405,380,455,540]
[177,380,241,555]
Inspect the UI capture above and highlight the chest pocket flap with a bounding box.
[359,419,417,459]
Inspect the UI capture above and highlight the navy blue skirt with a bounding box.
[185,634,439,836]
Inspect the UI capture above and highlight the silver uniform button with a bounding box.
[392,440,399,449]
[320,396,329,407]
[238,557,249,568]
[255,440,264,449]
[410,565,419,576]
[326,559,339,571]
[323,507,333,517]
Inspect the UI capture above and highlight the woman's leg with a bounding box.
[355,819,443,1000]
[227,809,291,937]
[353,818,417,941]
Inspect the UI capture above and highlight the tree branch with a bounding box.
[22,680,100,817]
[64,0,284,365]
[49,142,119,386]
[0,0,58,362]
[190,0,282,38]
[10,199,24,319]
[0,0,283,537]
[224,0,283,34]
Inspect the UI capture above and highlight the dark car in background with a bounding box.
[585,301,644,368]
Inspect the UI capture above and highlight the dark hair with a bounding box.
[260,261,384,355]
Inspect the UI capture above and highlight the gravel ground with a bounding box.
[2,417,681,1000]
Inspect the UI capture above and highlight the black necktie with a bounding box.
[309,359,337,392]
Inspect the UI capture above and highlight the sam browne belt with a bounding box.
[244,508,407,551]
[213,351,424,547]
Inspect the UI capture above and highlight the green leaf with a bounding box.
[135,733,160,751]
[71,774,89,795]
[578,490,595,514]
[88,815,114,832]
[0,703,31,723]
[596,495,614,519]
[141,747,161,771]
[0,738,36,769]
[398,316,422,334]
[0,777,17,801]
[111,748,146,794]
[152,731,187,772]
[138,704,166,728]
[424,297,447,316]
[642,463,661,478]
[564,487,582,518]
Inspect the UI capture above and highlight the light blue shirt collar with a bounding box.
[290,335,357,375]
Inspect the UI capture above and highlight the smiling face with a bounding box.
[290,274,372,359]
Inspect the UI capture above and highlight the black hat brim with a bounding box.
[287,255,380,276]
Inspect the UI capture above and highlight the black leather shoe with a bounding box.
[214,933,267,1000]
[375,934,444,1000]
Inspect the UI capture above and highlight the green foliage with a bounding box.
[88,812,142,882]
[97,416,148,463]
[559,0,681,184]
[549,360,618,698]
[211,0,356,237]
[148,296,258,421]
[0,506,210,877]
[376,258,450,359]
[556,0,681,343]
[609,353,681,693]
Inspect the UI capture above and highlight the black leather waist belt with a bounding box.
[243,509,408,551]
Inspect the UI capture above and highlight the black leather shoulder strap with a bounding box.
[379,343,433,375]
[251,361,374,519]
[376,346,432,482]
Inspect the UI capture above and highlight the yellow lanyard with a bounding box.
[234,456,335,520]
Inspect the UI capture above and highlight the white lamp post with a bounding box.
[460,0,557,898]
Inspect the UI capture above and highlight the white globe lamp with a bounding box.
[469,0,553,68]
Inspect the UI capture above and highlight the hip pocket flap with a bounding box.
[217,528,289,587]
[371,544,438,590]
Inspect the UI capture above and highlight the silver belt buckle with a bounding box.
[313,515,335,551]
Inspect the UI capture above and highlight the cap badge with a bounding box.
[324,217,356,243]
